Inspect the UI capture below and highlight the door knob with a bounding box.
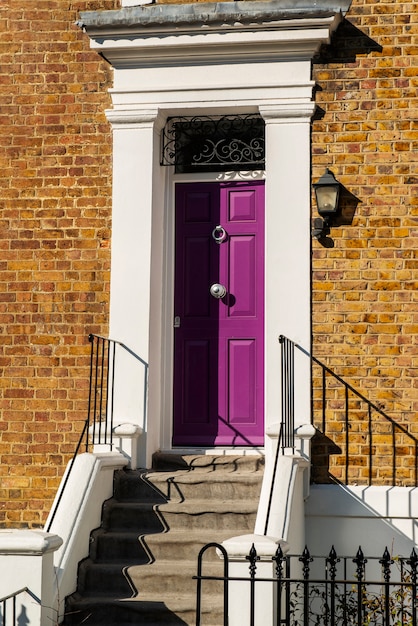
[210,283,227,299]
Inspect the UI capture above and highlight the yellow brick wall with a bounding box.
[311,0,418,485]
[1,0,416,527]
[0,0,119,527]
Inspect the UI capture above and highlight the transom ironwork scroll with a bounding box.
[161,114,265,173]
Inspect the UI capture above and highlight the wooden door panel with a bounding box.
[228,338,257,423]
[183,236,211,318]
[182,339,210,424]
[173,181,264,447]
[228,235,257,318]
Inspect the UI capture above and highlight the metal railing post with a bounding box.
[299,547,312,626]
[195,543,228,626]
[246,544,260,626]
[279,335,295,450]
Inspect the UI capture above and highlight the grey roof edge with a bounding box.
[78,0,353,32]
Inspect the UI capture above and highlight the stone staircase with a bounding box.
[64,453,264,626]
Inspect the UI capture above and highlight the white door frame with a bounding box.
[107,105,313,467]
[166,171,267,452]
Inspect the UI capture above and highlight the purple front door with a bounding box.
[173,181,265,446]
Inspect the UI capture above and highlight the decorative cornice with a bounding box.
[105,108,166,130]
[78,0,352,68]
[78,0,352,36]
[259,102,316,122]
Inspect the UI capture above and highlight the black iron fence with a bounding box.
[195,543,418,626]
[279,335,418,486]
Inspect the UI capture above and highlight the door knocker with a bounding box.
[212,225,227,244]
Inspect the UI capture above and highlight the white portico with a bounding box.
[78,0,352,467]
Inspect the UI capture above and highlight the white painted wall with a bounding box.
[255,450,307,545]
[0,531,62,626]
[45,452,127,621]
[306,484,418,557]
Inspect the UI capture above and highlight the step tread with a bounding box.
[159,499,257,510]
[69,593,220,606]
[139,471,263,486]
[145,468,264,479]
[67,592,223,615]
[91,528,249,543]
[92,527,247,538]
[152,452,264,472]
[106,499,258,512]
[127,558,222,571]
[79,562,221,586]
[66,593,222,617]
[114,471,263,502]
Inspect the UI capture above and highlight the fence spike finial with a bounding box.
[408,547,418,567]
[277,544,284,557]
[407,547,418,584]
[379,547,393,583]
[273,544,285,578]
[246,543,260,578]
[299,546,313,580]
[353,546,367,581]
[326,545,340,581]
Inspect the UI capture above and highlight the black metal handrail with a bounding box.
[0,588,41,626]
[86,334,148,451]
[263,422,283,536]
[45,334,148,532]
[195,542,418,626]
[279,334,418,486]
[261,337,297,536]
[195,543,229,626]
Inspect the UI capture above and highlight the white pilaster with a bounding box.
[261,104,313,434]
[222,534,289,626]
[107,109,166,466]
[0,530,62,626]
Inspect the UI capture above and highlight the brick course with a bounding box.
[0,0,119,527]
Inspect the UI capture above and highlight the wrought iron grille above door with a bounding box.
[161,114,265,173]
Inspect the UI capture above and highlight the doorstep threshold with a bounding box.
[165,447,264,456]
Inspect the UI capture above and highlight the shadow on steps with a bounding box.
[64,453,264,626]
[65,599,189,625]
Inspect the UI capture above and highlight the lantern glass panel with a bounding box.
[315,185,339,216]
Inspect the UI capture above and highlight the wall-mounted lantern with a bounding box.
[312,168,341,240]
